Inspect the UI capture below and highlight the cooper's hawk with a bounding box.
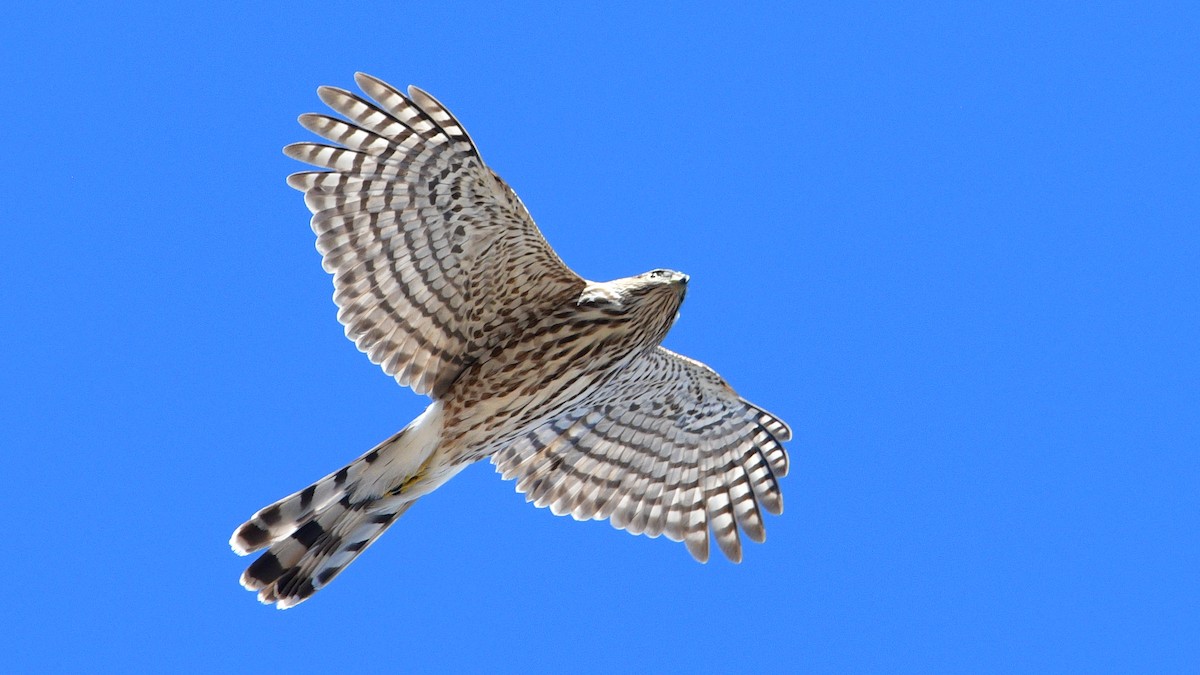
[230,73,792,608]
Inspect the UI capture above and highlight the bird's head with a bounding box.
[577,268,689,343]
[629,268,689,307]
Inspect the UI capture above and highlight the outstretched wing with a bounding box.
[491,347,791,563]
[286,73,585,398]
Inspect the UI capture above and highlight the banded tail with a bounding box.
[230,403,445,609]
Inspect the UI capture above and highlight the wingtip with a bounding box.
[284,172,309,191]
[685,535,711,563]
[281,142,308,160]
[354,71,395,96]
[316,84,355,109]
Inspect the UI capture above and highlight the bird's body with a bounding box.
[439,274,687,459]
[231,74,791,608]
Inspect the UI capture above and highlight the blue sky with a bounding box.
[3,2,1196,672]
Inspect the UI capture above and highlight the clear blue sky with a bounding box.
[3,2,1196,672]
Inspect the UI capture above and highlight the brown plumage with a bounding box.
[230,74,791,608]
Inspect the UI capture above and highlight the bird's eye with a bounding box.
[650,269,668,278]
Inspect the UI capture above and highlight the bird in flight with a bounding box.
[230,73,792,608]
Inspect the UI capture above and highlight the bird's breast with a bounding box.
[439,306,658,459]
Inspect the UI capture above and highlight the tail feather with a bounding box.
[229,428,406,556]
[245,497,414,609]
[231,402,448,608]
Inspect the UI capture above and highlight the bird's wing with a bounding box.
[286,73,585,397]
[491,346,791,562]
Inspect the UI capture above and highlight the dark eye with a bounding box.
[649,269,669,278]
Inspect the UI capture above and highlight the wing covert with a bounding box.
[286,73,584,397]
[491,347,791,562]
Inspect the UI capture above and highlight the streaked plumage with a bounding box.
[231,73,792,608]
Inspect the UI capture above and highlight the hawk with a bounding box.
[231,73,792,608]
